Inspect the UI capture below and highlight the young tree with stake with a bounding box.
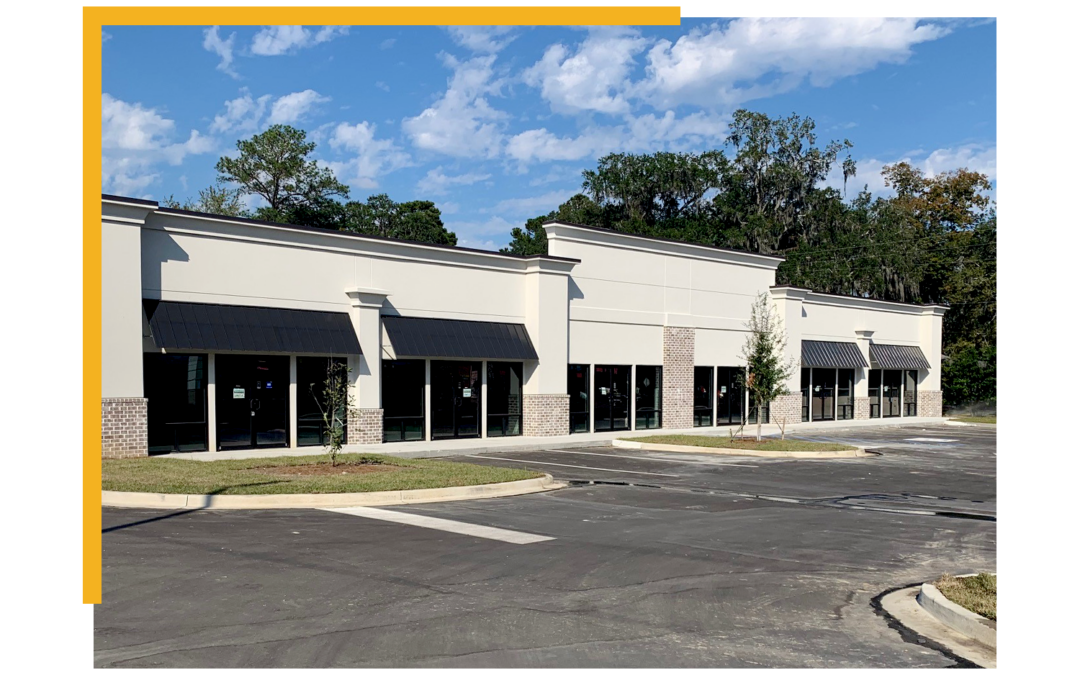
[310,360,353,467]
[741,293,798,441]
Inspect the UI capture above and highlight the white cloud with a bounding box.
[313,26,349,43]
[101,93,213,195]
[210,89,330,133]
[375,81,390,92]
[826,143,997,196]
[210,89,271,133]
[250,25,349,56]
[506,110,727,163]
[402,54,507,158]
[380,38,396,50]
[444,215,517,250]
[486,190,578,217]
[325,121,411,189]
[446,26,516,53]
[102,30,112,43]
[417,167,492,196]
[506,127,616,163]
[203,26,238,79]
[636,18,950,108]
[523,28,648,115]
[267,89,330,125]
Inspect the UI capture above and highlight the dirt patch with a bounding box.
[252,463,404,477]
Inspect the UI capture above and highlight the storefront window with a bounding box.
[904,370,918,416]
[837,369,855,420]
[800,368,811,422]
[382,360,425,442]
[693,367,713,427]
[297,357,348,447]
[869,369,882,418]
[747,399,770,424]
[144,353,207,454]
[635,366,662,430]
[568,364,590,433]
[487,362,523,437]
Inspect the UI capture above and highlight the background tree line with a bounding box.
[169,112,995,408]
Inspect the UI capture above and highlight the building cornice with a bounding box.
[544,221,784,271]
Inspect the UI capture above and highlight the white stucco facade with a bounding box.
[100,195,945,458]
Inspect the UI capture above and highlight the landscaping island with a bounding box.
[102,453,543,496]
[626,435,857,453]
[934,573,996,621]
[614,435,865,458]
[950,412,1075,423]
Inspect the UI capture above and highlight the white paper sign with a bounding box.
[462,388,472,398]
[233,388,245,399]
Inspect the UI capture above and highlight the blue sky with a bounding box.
[101,18,996,249]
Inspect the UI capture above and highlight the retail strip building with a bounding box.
[101,194,945,458]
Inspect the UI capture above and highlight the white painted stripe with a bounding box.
[463,455,678,477]
[993,453,1080,457]
[545,449,758,468]
[322,506,554,545]
[905,438,957,443]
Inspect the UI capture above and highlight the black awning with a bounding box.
[144,300,361,354]
[384,316,538,360]
[801,340,869,368]
[870,343,931,370]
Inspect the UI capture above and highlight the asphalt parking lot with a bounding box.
[96,423,996,668]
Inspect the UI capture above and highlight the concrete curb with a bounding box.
[611,438,868,458]
[102,474,563,510]
[878,585,995,668]
[917,582,997,648]
[944,420,997,428]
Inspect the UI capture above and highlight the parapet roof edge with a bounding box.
[543,219,787,263]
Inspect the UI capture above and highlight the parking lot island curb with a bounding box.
[611,439,869,458]
[916,582,997,649]
[103,474,563,510]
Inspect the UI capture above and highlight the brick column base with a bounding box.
[102,397,148,459]
[523,394,569,436]
[347,408,383,445]
[662,326,694,430]
[855,397,871,420]
[770,394,802,425]
[917,390,943,418]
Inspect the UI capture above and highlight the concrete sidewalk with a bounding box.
[162,416,950,461]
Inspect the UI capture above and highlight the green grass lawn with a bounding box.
[102,453,543,495]
[625,435,856,452]
[950,412,1080,423]
[935,573,996,621]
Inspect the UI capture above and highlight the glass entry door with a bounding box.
[882,370,902,417]
[431,361,481,439]
[216,354,290,450]
[716,367,744,425]
[811,368,836,421]
[594,364,631,431]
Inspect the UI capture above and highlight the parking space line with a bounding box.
[321,506,555,545]
[462,455,678,477]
